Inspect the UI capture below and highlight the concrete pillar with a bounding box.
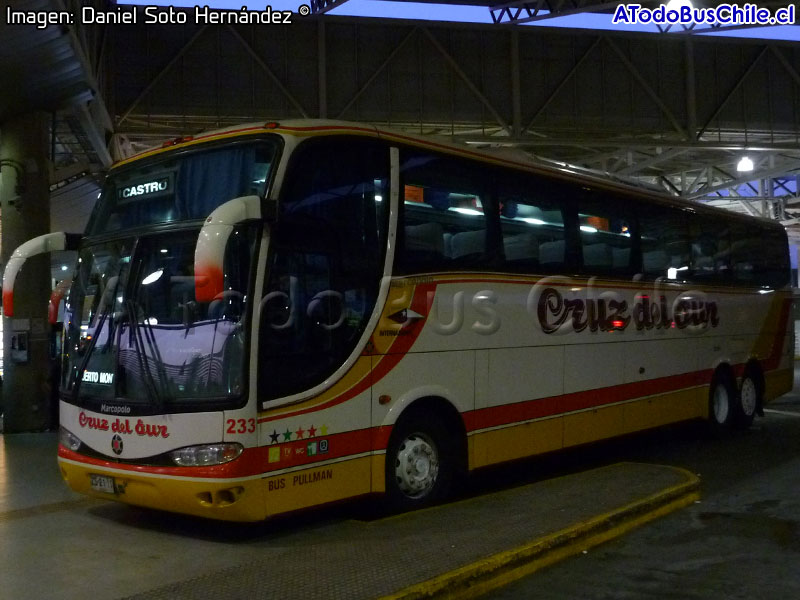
[0,112,54,432]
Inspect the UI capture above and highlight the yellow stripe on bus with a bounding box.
[261,457,372,517]
[60,455,375,521]
[469,388,706,470]
[764,368,794,403]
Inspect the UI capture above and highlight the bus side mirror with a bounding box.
[194,195,262,303]
[2,232,81,317]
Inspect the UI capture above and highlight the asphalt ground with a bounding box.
[8,364,795,600]
[484,370,800,599]
[0,436,700,599]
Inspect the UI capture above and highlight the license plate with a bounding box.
[89,474,116,495]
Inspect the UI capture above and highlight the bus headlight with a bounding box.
[59,427,82,451]
[169,443,243,466]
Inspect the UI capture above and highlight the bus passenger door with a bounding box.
[256,137,389,511]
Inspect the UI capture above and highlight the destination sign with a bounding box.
[117,173,173,203]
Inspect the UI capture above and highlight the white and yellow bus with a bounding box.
[4,121,793,521]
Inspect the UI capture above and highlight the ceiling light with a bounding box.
[737,156,754,172]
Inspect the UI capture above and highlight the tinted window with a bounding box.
[259,138,388,401]
[577,197,634,276]
[497,173,566,272]
[691,217,731,282]
[730,222,761,285]
[755,225,790,288]
[89,140,278,236]
[397,150,493,273]
[638,206,691,280]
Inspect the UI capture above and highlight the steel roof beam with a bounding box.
[489,0,622,25]
[310,0,351,15]
[614,148,689,176]
[457,137,800,151]
[684,160,800,200]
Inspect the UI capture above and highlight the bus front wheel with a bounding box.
[385,415,454,511]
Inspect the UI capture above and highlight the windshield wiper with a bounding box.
[125,300,164,410]
[137,302,175,400]
[70,306,112,403]
[70,273,122,402]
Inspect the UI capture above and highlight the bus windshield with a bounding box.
[62,139,275,409]
[63,227,257,407]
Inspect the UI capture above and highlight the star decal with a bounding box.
[269,430,279,444]
[283,429,292,442]
[308,425,317,437]
[320,424,329,436]
[295,426,305,439]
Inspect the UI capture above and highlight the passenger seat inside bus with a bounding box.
[504,233,538,263]
[450,230,485,261]
[583,243,613,269]
[539,239,565,266]
[404,222,445,264]
[612,247,630,269]
[643,249,669,274]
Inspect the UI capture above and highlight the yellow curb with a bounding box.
[380,465,700,600]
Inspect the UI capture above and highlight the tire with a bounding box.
[385,414,456,512]
[709,370,737,429]
[733,368,761,429]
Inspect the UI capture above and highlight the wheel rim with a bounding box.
[713,384,730,424]
[394,433,439,499]
[740,377,757,417]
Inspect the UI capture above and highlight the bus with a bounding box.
[3,120,793,521]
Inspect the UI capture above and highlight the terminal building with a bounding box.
[1,2,799,598]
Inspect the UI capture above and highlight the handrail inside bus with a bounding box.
[2,232,81,317]
[194,195,264,303]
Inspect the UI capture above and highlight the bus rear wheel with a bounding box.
[385,415,454,511]
[733,368,761,429]
[709,371,736,429]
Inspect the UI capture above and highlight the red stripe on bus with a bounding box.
[58,428,374,479]
[58,445,265,479]
[259,428,373,473]
[463,369,711,433]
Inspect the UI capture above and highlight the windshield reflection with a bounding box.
[63,227,257,406]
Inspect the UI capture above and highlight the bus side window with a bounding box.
[397,151,494,273]
[730,222,760,285]
[497,173,567,273]
[691,218,731,282]
[577,196,635,277]
[754,226,790,288]
[638,206,691,280]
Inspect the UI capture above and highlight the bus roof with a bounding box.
[112,119,784,232]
